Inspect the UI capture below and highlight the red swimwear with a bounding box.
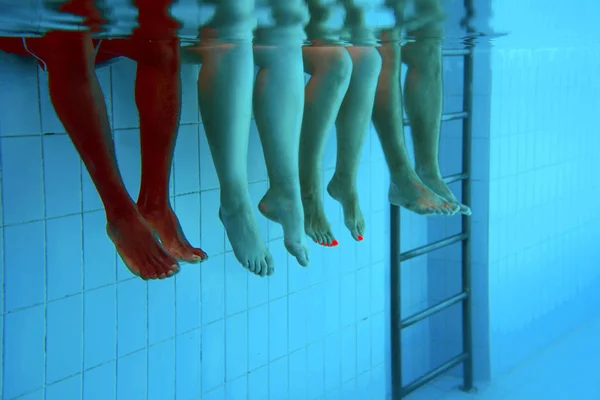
[0,0,180,69]
[0,37,122,71]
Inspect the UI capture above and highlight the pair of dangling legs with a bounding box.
[17,0,205,279]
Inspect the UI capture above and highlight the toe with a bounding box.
[155,254,177,278]
[301,247,310,267]
[297,252,309,267]
[306,228,318,243]
[259,259,269,277]
[349,225,360,241]
[193,248,208,262]
[460,204,472,215]
[257,259,267,277]
[420,207,433,215]
[246,260,255,273]
[143,265,159,280]
[358,221,366,237]
[291,242,309,267]
[252,260,262,276]
[325,233,334,246]
[315,233,325,246]
[167,263,179,276]
[447,203,459,215]
[266,253,275,276]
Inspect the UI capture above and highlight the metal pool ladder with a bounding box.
[389,6,477,399]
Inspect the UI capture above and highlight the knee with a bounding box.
[321,48,353,84]
[139,39,180,69]
[350,47,382,80]
[402,41,441,75]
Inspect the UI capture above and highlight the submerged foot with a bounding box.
[138,203,208,263]
[327,177,366,242]
[389,168,458,215]
[258,187,310,267]
[301,192,338,247]
[106,208,179,280]
[219,203,274,277]
[418,171,472,215]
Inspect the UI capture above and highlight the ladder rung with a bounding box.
[441,111,469,122]
[444,172,469,184]
[401,291,468,329]
[403,111,468,127]
[399,232,467,262]
[401,352,469,397]
[442,48,472,57]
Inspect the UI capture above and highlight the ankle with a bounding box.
[329,171,355,186]
[220,191,251,214]
[105,201,139,222]
[269,173,301,191]
[137,196,171,212]
[415,164,441,179]
[300,177,321,197]
[301,189,322,204]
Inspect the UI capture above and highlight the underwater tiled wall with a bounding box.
[426,0,600,383]
[0,49,436,399]
[485,42,600,378]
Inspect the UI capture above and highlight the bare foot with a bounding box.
[138,204,208,263]
[301,192,338,247]
[417,171,472,215]
[106,209,179,280]
[327,177,366,242]
[389,169,458,215]
[258,187,310,267]
[219,203,274,277]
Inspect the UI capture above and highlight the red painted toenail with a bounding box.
[332,240,339,246]
[358,235,364,241]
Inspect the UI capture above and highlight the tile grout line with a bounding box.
[78,103,85,399]
[38,65,48,400]
[194,120,202,399]
[0,88,4,400]
[109,65,119,400]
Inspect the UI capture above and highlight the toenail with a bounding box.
[358,235,364,241]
